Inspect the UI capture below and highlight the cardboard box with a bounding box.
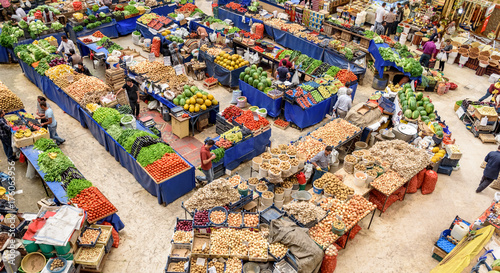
[33,131,50,142]
[14,136,33,148]
[474,108,498,122]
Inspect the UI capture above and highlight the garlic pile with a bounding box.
[368,140,431,180]
[184,179,240,211]
[283,201,326,224]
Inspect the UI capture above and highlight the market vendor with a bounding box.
[0,0,13,22]
[275,65,290,83]
[67,49,81,67]
[39,102,65,145]
[419,37,437,68]
[403,4,410,20]
[479,80,500,102]
[117,78,140,117]
[476,145,500,193]
[396,3,404,30]
[169,42,182,66]
[42,8,56,23]
[310,146,333,182]
[279,55,294,69]
[56,35,76,55]
[36,96,50,128]
[333,88,353,119]
[0,110,16,162]
[74,62,92,76]
[197,139,217,184]
[198,31,210,48]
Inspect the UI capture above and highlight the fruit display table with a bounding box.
[239,80,282,118]
[198,49,247,87]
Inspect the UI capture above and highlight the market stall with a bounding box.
[198,47,248,87]
[66,20,119,42]
[217,7,265,33]
[368,40,423,81]
[239,80,282,118]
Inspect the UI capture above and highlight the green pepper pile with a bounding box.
[34,138,58,151]
[66,179,93,199]
[37,148,75,181]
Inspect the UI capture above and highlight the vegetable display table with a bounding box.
[76,40,109,58]
[116,16,141,36]
[368,40,422,81]
[66,20,119,43]
[217,8,265,33]
[239,80,282,118]
[0,31,66,63]
[284,96,336,129]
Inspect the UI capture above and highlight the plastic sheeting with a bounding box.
[239,80,282,117]
[284,96,336,129]
[66,20,119,43]
[368,40,421,81]
[77,40,109,58]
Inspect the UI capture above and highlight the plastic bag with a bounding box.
[421,169,438,194]
[291,71,300,85]
[20,0,25,8]
[304,163,313,180]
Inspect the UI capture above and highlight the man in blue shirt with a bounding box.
[275,66,290,83]
[39,102,65,145]
[0,110,16,162]
[476,145,500,193]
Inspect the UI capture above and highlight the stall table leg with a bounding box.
[367,209,376,229]
[380,195,389,217]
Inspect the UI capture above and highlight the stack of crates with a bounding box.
[285,2,296,22]
[302,9,310,27]
[295,5,304,24]
[309,10,327,32]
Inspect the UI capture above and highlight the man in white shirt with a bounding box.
[374,3,387,36]
[56,36,76,55]
[333,88,353,119]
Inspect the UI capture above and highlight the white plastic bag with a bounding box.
[20,0,25,8]
[209,32,217,42]
[291,71,299,85]
[304,163,313,180]
[25,0,31,8]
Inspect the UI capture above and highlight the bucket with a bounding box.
[404,25,410,34]
[121,114,136,129]
[396,24,403,33]
[450,222,469,241]
[144,38,152,47]
[274,199,283,209]
[237,96,247,108]
[132,32,141,45]
[269,169,282,180]
[343,160,355,174]
[312,181,323,194]
[22,240,39,253]
[275,190,284,201]
[243,262,261,273]
[252,157,262,169]
[449,50,458,58]
[259,165,269,177]
[281,164,291,178]
[372,74,389,90]
[299,184,306,191]
[400,32,408,43]
[238,187,249,196]
[459,56,469,64]
[354,141,367,150]
[261,191,274,207]
[231,90,242,104]
[55,242,71,255]
[290,163,298,174]
[354,171,367,187]
[366,172,377,183]
[39,244,54,253]
[257,108,267,118]
[448,56,457,64]
[479,61,489,68]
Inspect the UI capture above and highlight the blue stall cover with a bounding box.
[116,16,139,36]
[217,8,264,33]
[322,49,366,76]
[152,4,177,16]
[135,22,164,41]
[368,40,421,81]
[239,80,282,118]
[189,20,215,34]
[77,40,110,58]
[284,96,334,129]
[66,20,119,43]
[272,27,324,60]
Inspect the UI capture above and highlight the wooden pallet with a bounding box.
[479,134,497,143]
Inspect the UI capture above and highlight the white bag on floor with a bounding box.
[304,163,313,180]
[291,71,299,85]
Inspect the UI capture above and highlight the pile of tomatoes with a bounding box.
[234,110,269,131]
[92,31,105,38]
[274,119,289,128]
[145,153,189,182]
[71,187,117,223]
[221,105,242,121]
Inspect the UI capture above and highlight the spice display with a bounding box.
[225,258,242,273]
[184,179,240,212]
[194,210,209,226]
[293,136,326,160]
[244,213,259,227]
[228,212,243,227]
[79,228,100,245]
[210,210,226,224]
[369,140,430,180]
[371,170,406,195]
[173,230,193,243]
[283,201,326,224]
[269,242,288,259]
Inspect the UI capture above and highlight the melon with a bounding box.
[244,75,250,83]
[245,67,251,74]
[248,78,254,86]
[251,64,257,70]
[240,72,245,80]
[417,106,425,112]
[423,97,430,102]
[425,103,434,114]
[415,92,423,101]
[258,67,263,72]
[420,110,427,117]
[412,110,420,119]
[417,101,423,107]
[184,90,192,97]
[428,113,436,120]
[404,109,413,119]
[258,82,264,91]
[408,98,417,111]
[253,72,259,79]
[179,98,186,106]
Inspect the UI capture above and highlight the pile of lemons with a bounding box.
[214,52,249,71]
[431,147,446,163]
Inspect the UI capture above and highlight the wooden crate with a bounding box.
[14,136,33,148]
[340,31,352,42]
[75,245,106,267]
[360,38,370,49]
[33,131,50,142]
[474,108,498,122]
[203,81,218,90]
[479,134,497,143]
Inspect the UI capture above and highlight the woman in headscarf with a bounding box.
[169,42,182,66]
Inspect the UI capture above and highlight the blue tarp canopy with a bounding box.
[239,80,282,118]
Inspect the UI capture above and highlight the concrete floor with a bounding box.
[6,5,500,272]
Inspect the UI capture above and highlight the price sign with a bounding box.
[202,243,207,250]
[196,258,206,266]
[208,266,217,273]
[184,262,189,270]
[164,56,171,66]
[174,64,184,75]
[481,116,488,126]
[200,228,207,234]
[149,53,156,62]
[150,28,158,35]
[456,107,465,119]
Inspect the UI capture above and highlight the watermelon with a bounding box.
[179,98,186,106]
[428,113,436,120]
[245,67,251,74]
[253,80,259,88]
[258,82,264,91]
[420,110,427,117]
[402,100,408,107]
[406,92,414,99]
[258,67,263,72]
[239,73,245,80]
[402,105,408,113]
[248,78,254,86]
[415,92,423,101]
[421,115,428,121]
[173,98,179,105]
[266,79,272,87]
[417,106,425,112]
[260,76,267,83]
[399,94,406,101]
[423,97,430,102]
[412,110,420,119]
[409,98,417,111]
[251,64,257,70]
[261,72,268,78]
[183,84,190,90]
[253,72,259,79]
[249,69,256,76]
[398,89,404,96]
[190,86,198,92]
[425,103,434,114]
[404,109,413,119]
[417,101,423,107]
[184,90,193,97]
[435,131,443,138]
[244,75,250,83]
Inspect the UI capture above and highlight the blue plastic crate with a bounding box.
[436,229,456,254]
[260,205,284,225]
[165,256,189,273]
[77,227,102,248]
[228,190,253,210]
[242,211,260,228]
[377,96,395,114]
[437,165,453,176]
[440,156,459,167]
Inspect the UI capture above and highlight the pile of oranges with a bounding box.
[214,52,249,71]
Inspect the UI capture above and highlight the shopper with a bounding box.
[117,78,140,117]
[169,42,182,66]
[56,35,76,55]
[67,49,81,67]
[39,102,65,145]
[36,96,50,128]
[479,80,500,102]
[420,37,437,68]
[403,4,410,20]
[275,65,290,83]
[333,88,353,118]
[0,110,16,162]
[198,32,210,48]
[42,8,56,23]
[384,8,396,36]
[279,55,294,69]
[374,3,387,35]
[429,23,440,42]
[197,139,217,184]
[476,145,500,193]
[310,146,333,182]
[438,39,452,71]
[444,21,456,41]
[396,3,404,29]
[74,62,91,76]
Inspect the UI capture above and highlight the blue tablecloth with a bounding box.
[217,128,271,170]
[284,96,335,129]
[199,50,247,87]
[152,4,177,16]
[239,80,281,118]
[189,20,215,34]
[135,22,165,41]
[272,27,324,60]
[66,20,119,43]
[322,48,366,76]
[116,16,140,36]
[217,8,264,33]
[77,40,109,58]
[368,40,421,81]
